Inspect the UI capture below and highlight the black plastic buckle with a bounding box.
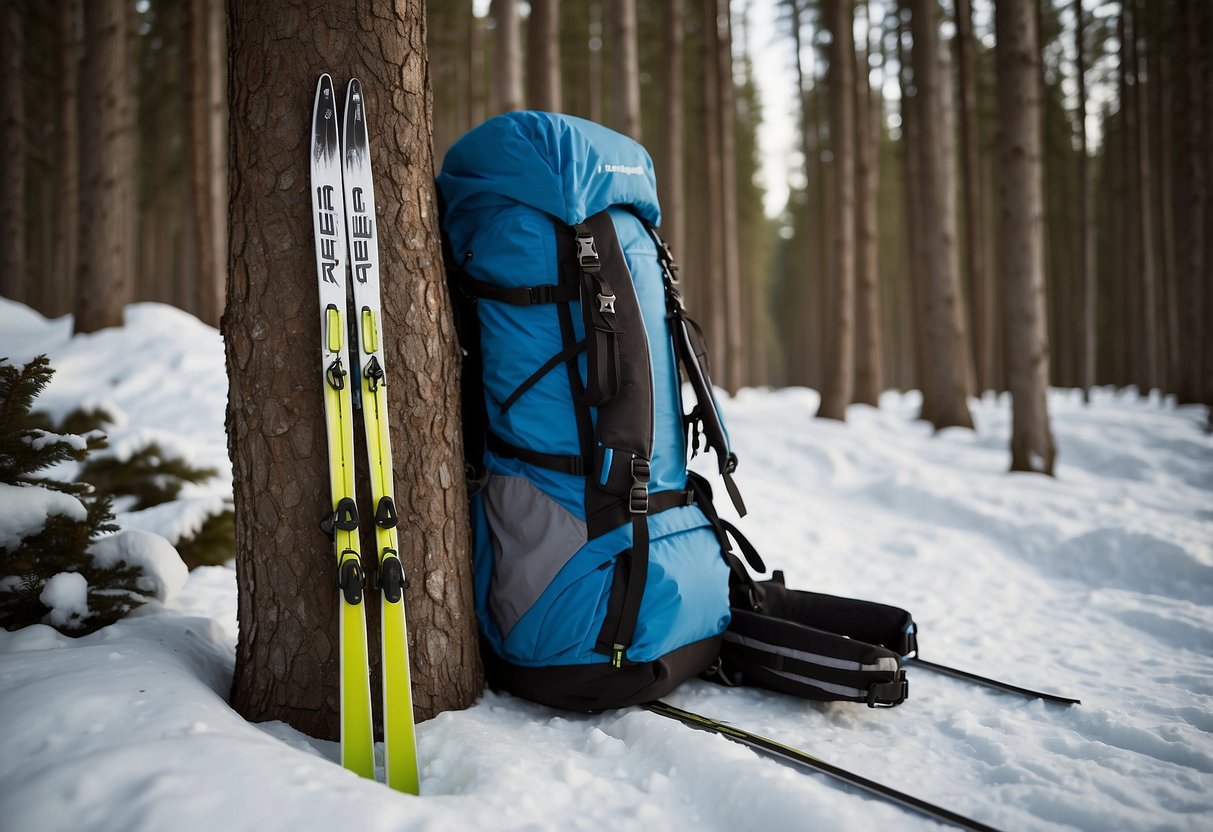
[576,232,600,273]
[866,678,909,708]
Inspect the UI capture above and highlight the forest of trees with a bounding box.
[1,0,1210,449]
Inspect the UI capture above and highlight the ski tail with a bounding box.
[642,701,1003,832]
[910,658,1081,706]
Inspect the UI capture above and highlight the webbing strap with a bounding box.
[498,339,587,413]
[459,274,579,305]
[487,431,585,476]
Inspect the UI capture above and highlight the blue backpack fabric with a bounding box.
[437,112,753,711]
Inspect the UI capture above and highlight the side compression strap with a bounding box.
[644,223,746,517]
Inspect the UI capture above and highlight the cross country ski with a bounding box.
[310,72,419,792]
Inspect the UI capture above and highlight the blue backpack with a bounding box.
[437,112,909,712]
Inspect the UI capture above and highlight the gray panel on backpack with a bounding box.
[484,473,589,636]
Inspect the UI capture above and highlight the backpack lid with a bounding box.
[437,111,661,228]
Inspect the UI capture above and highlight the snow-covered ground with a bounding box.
[1,298,1211,831]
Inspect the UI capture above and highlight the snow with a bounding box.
[1,296,1211,831]
[89,529,190,606]
[39,572,90,628]
[0,481,87,550]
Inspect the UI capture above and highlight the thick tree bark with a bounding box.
[226,0,482,737]
[0,0,26,304]
[853,3,882,407]
[74,0,136,334]
[657,0,686,264]
[817,0,856,420]
[526,0,561,112]
[909,0,973,428]
[612,0,641,140]
[491,0,523,113]
[996,0,1055,475]
[955,0,991,395]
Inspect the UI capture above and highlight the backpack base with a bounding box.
[482,635,722,713]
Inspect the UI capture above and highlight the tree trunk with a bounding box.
[186,0,222,327]
[74,0,136,334]
[51,0,80,319]
[853,2,882,407]
[207,0,228,325]
[526,0,561,112]
[817,0,856,420]
[658,0,685,263]
[1173,0,1205,403]
[491,0,523,113]
[699,0,725,362]
[898,3,926,395]
[955,0,991,395]
[716,0,743,391]
[909,0,973,428]
[0,0,26,304]
[1074,0,1095,398]
[996,0,1055,475]
[786,0,819,389]
[1128,0,1160,393]
[612,0,641,140]
[468,8,486,127]
[226,0,483,737]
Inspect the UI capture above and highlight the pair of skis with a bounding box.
[309,73,418,793]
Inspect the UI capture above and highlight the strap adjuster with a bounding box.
[597,293,617,314]
[866,678,908,708]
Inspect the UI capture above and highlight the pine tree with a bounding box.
[0,356,155,635]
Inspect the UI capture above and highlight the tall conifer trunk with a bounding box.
[74,0,136,334]
[996,0,1056,474]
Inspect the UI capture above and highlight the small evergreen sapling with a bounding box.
[0,356,154,635]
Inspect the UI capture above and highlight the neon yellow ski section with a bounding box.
[343,76,420,794]
[323,309,376,780]
[359,309,420,794]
